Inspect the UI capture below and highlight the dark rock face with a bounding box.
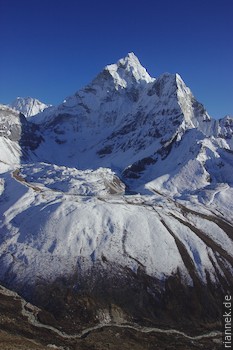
[0,107,21,140]
[123,157,157,178]
[18,114,44,151]
[0,107,43,159]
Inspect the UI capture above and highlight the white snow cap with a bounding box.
[104,52,155,89]
[10,96,51,118]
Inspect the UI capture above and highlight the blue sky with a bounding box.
[0,0,232,119]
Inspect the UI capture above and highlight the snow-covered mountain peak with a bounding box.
[10,96,51,118]
[222,115,233,123]
[36,53,156,125]
[175,73,191,91]
[103,52,155,89]
[29,54,232,157]
[151,72,190,98]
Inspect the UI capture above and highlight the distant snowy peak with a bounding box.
[10,97,51,118]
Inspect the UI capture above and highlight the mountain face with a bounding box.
[2,53,233,177]
[10,96,51,118]
[0,53,233,344]
[0,104,43,165]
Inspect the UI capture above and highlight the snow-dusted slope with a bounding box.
[0,162,232,331]
[10,97,51,118]
[0,163,232,285]
[123,127,233,197]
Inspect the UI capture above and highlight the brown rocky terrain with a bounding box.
[0,283,223,350]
